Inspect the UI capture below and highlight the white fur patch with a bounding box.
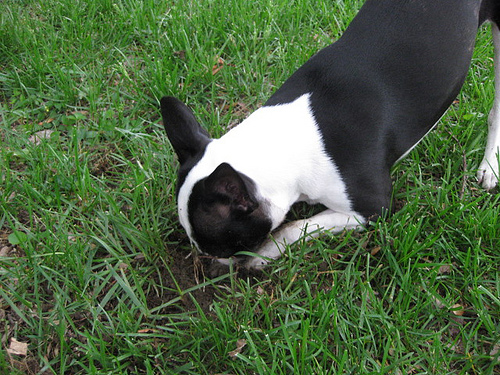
[478,23,500,190]
[177,94,357,250]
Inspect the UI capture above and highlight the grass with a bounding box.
[0,0,499,373]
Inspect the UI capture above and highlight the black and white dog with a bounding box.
[161,0,500,268]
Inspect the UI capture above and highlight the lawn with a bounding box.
[0,0,499,374]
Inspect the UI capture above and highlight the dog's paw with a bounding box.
[477,160,499,190]
[245,255,270,269]
[216,257,235,266]
[245,239,283,269]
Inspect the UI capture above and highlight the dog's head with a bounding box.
[160,97,272,258]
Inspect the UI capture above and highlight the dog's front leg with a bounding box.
[246,209,365,268]
[478,23,500,190]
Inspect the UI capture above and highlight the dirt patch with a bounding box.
[0,228,13,251]
[145,244,264,315]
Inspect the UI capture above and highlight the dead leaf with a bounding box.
[71,110,89,116]
[228,339,247,359]
[28,129,55,145]
[0,246,11,257]
[212,57,225,75]
[38,118,55,126]
[134,253,146,261]
[451,303,465,316]
[370,246,381,256]
[430,294,446,309]
[174,50,186,60]
[7,338,28,356]
[137,328,158,334]
[490,342,500,357]
[438,264,452,274]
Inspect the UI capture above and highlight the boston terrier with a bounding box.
[161,0,500,268]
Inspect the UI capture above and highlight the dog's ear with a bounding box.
[160,96,211,164]
[205,163,258,215]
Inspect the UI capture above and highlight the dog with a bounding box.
[160,0,500,268]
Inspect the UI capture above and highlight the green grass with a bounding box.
[0,0,499,373]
